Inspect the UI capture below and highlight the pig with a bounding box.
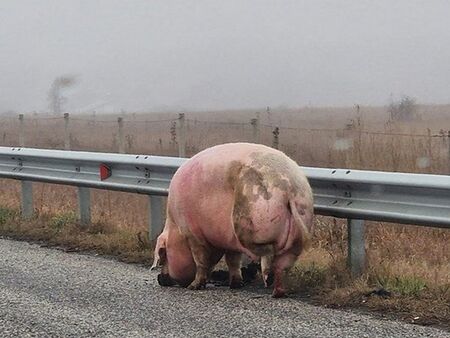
[153,142,314,297]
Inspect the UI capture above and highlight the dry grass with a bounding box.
[287,216,449,327]
[0,207,152,264]
[0,105,449,328]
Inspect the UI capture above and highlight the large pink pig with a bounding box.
[153,143,314,297]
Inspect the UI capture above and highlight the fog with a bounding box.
[1,1,450,113]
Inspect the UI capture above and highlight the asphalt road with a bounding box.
[0,238,448,338]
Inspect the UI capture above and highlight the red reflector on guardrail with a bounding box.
[99,164,112,180]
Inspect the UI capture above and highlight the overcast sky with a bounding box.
[1,1,450,112]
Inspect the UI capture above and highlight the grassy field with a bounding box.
[0,104,449,327]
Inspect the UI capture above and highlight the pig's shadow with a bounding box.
[156,262,300,298]
[209,262,271,287]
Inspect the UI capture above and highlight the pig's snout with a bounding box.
[157,273,176,286]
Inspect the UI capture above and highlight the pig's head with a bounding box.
[154,224,197,288]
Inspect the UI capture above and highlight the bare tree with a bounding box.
[387,96,418,122]
[48,75,77,114]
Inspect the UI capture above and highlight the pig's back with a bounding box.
[167,143,301,250]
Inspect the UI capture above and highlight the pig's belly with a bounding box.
[200,217,240,251]
[180,194,242,252]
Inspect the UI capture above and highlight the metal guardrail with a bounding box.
[304,167,450,229]
[0,147,184,195]
[0,146,449,275]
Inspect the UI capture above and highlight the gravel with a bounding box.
[0,238,448,338]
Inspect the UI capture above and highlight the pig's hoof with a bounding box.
[229,277,244,289]
[157,273,175,287]
[241,263,259,283]
[187,281,206,290]
[272,288,287,298]
[263,271,274,288]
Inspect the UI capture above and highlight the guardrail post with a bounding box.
[148,196,165,240]
[178,113,186,157]
[347,218,366,276]
[21,181,33,219]
[251,112,260,144]
[64,113,71,150]
[77,187,91,226]
[117,117,125,154]
[18,114,34,219]
[63,114,91,226]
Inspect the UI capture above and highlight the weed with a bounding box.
[375,274,427,297]
[49,212,78,230]
[0,207,17,225]
[289,262,327,291]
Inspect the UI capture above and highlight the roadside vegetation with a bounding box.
[289,217,449,328]
[0,207,152,264]
[0,205,448,329]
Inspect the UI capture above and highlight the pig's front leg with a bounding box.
[187,237,223,290]
[261,255,274,287]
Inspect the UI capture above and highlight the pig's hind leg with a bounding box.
[225,251,244,288]
[271,252,298,298]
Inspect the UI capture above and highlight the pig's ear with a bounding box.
[151,241,167,270]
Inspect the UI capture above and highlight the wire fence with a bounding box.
[1,113,449,174]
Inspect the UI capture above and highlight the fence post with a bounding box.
[148,195,165,240]
[272,126,280,149]
[448,131,450,173]
[427,128,432,168]
[19,114,25,147]
[18,114,34,218]
[178,113,186,157]
[117,117,125,154]
[266,106,272,126]
[347,218,366,276]
[251,112,261,144]
[63,113,71,150]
